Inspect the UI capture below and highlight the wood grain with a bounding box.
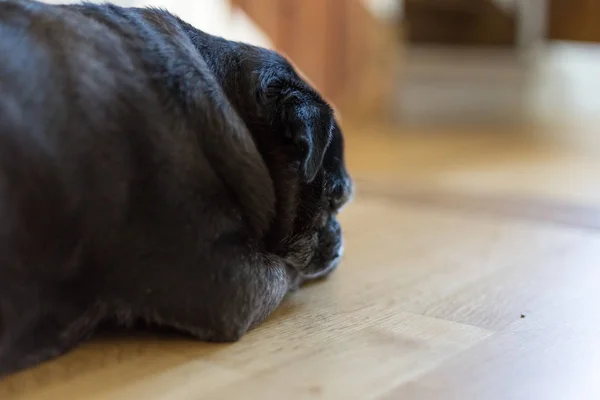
[357,182,600,231]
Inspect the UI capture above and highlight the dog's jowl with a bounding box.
[0,0,352,376]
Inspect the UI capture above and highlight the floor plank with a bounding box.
[345,125,600,205]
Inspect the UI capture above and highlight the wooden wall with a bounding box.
[548,0,600,43]
[403,0,517,47]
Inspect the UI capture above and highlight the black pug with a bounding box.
[0,0,353,376]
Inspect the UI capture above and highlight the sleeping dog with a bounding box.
[0,0,352,375]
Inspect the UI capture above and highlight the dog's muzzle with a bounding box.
[301,216,343,279]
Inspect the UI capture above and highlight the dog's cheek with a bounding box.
[283,232,318,269]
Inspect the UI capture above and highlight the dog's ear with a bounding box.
[282,102,334,182]
[252,54,334,181]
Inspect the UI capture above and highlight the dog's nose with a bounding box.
[329,177,353,212]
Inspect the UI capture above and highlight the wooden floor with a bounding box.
[3,125,600,399]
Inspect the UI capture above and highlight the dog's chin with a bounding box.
[300,216,343,280]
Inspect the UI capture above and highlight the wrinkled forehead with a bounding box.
[247,47,297,80]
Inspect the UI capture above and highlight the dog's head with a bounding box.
[199,41,353,276]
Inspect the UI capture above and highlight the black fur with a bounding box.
[0,0,353,376]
